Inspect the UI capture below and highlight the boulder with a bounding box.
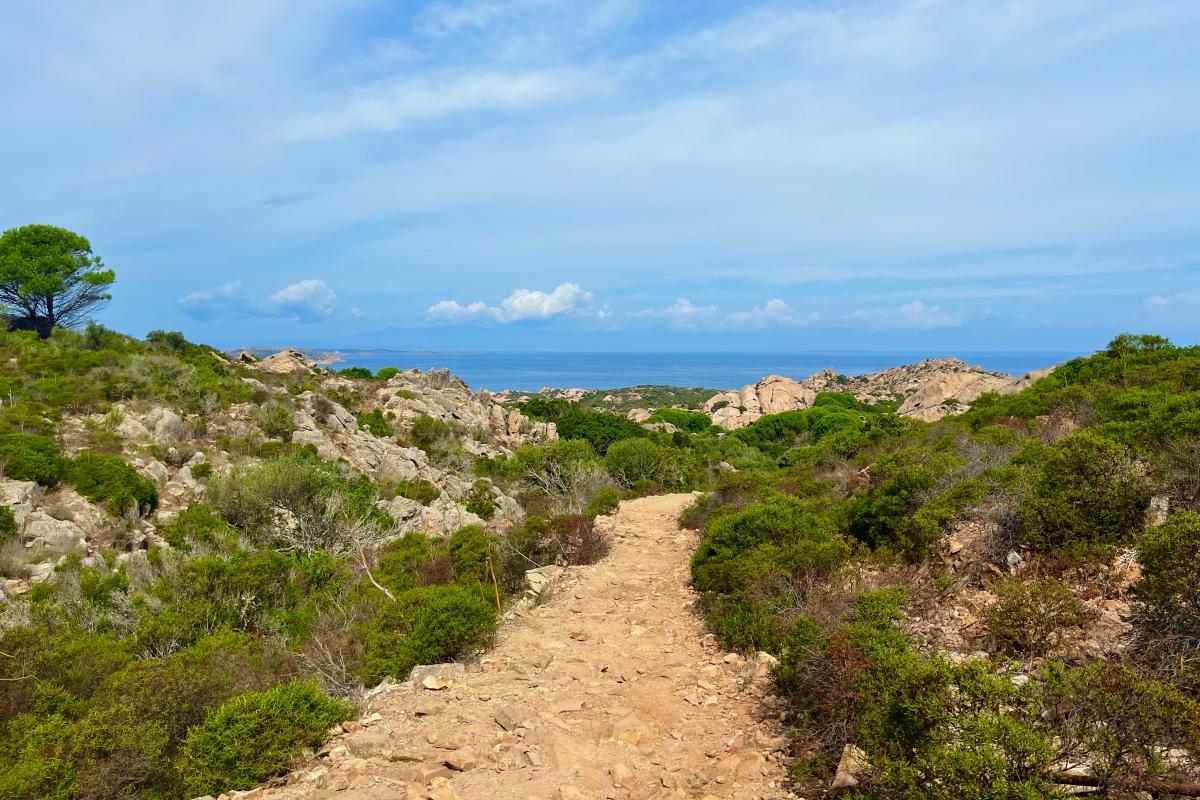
[23,512,88,552]
[831,744,870,790]
[143,407,188,443]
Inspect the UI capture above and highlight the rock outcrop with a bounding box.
[704,360,1057,429]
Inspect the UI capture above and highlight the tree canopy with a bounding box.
[0,224,114,337]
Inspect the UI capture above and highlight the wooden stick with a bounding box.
[1049,772,1200,797]
[486,555,502,612]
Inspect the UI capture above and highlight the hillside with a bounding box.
[1,326,1197,800]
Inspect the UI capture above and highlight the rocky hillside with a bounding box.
[2,346,555,602]
[703,358,1055,429]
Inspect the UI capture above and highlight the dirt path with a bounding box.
[250,494,790,800]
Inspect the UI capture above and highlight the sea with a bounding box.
[324,350,1078,393]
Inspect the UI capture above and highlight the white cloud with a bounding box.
[1145,289,1200,308]
[178,278,338,323]
[635,297,719,330]
[427,282,595,323]
[178,280,244,321]
[284,69,596,140]
[849,300,963,329]
[265,279,338,322]
[724,299,819,328]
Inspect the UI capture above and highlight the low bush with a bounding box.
[691,494,846,595]
[410,415,454,452]
[69,452,158,516]
[1134,511,1200,638]
[0,507,17,543]
[356,408,393,438]
[375,367,400,381]
[464,480,496,520]
[256,402,296,441]
[647,407,713,433]
[179,681,353,796]
[393,478,440,505]
[984,578,1089,656]
[1018,431,1149,552]
[0,433,67,485]
[336,367,372,379]
[355,583,497,684]
[604,437,687,489]
[583,486,621,518]
[550,514,610,565]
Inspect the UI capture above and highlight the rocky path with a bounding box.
[250,494,790,800]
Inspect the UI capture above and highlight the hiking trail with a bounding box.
[250,493,790,800]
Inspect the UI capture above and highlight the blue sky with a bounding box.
[2,0,1198,352]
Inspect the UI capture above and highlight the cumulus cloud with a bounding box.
[427,282,595,324]
[178,278,338,323]
[724,299,819,328]
[264,279,338,322]
[635,297,718,329]
[178,280,245,321]
[848,300,962,329]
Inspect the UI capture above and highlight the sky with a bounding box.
[2,0,1198,352]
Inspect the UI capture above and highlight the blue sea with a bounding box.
[325,350,1077,393]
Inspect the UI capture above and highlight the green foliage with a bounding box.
[179,681,353,796]
[393,478,441,505]
[583,486,621,518]
[0,506,16,543]
[464,480,496,520]
[1135,511,1200,638]
[69,451,158,516]
[256,402,296,441]
[604,437,688,489]
[984,579,1089,656]
[375,367,400,381]
[1018,431,1149,552]
[158,503,238,552]
[356,583,497,684]
[518,397,644,454]
[647,407,714,433]
[691,494,847,597]
[410,414,454,451]
[336,366,373,379]
[0,433,66,485]
[0,224,114,337]
[355,408,394,437]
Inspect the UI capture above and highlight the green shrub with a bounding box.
[69,452,158,516]
[356,583,497,683]
[179,681,353,796]
[692,494,847,595]
[190,462,213,479]
[411,414,454,451]
[336,366,372,379]
[464,480,497,520]
[394,478,440,505]
[375,367,400,381]
[1134,511,1200,637]
[984,579,1089,656]
[0,433,67,485]
[158,503,237,552]
[0,507,17,543]
[604,437,687,488]
[448,524,490,581]
[1018,431,1149,552]
[647,407,713,433]
[584,486,621,518]
[256,402,296,441]
[356,408,393,437]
